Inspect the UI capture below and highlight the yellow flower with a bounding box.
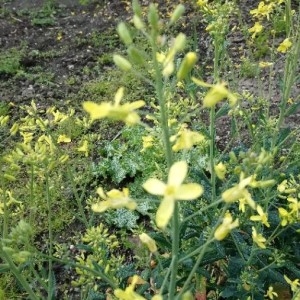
[83,87,145,125]
[141,135,154,151]
[92,187,137,213]
[192,78,238,107]
[143,161,203,229]
[238,190,256,212]
[114,275,146,300]
[57,134,71,143]
[287,196,300,214]
[214,162,227,180]
[278,207,292,226]
[197,0,208,6]
[214,211,239,241]
[252,227,267,249]
[250,205,270,227]
[20,132,34,144]
[248,22,263,38]
[250,2,274,20]
[265,286,278,299]
[277,38,292,53]
[222,173,253,203]
[172,128,204,152]
[277,179,288,193]
[284,275,300,292]
[77,140,89,157]
[139,233,157,253]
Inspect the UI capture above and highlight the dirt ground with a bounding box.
[1,0,299,146]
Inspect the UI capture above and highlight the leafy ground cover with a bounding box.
[0,0,300,299]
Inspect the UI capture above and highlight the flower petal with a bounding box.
[156,197,174,229]
[83,101,111,121]
[168,161,187,186]
[175,183,203,200]
[143,178,166,195]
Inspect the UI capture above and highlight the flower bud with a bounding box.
[174,33,186,52]
[170,4,185,25]
[10,123,19,135]
[117,22,132,46]
[133,15,144,30]
[214,162,227,180]
[148,3,159,29]
[139,233,157,253]
[177,52,197,80]
[132,0,142,17]
[127,46,146,65]
[0,115,9,126]
[113,54,132,71]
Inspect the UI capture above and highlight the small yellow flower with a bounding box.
[248,22,263,39]
[143,161,203,229]
[141,135,154,151]
[284,275,300,292]
[265,286,278,299]
[92,187,137,213]
[277,179,288,193]
[252,227,267,249]
[192,78,237,107]
[114,275,146,300]
[250,2,274,20]
[250,205,270,227]
[83,87,145,125]
[287,196,300,214]
[139,233,157,253]
[214,162,227,180]
[222,173,253,203]
[278,207,291,226]
[197,0,208,7]
[57,134,71,143]
[214,211,239,241]
[172,128,204,152]
[57,32,63,41]
[77,140,89,157]
[277,38,292,53]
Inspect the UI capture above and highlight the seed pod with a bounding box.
[177,52,197,80]
[113,54,132,71]
[170,4,185,25]
[117,22,132,46]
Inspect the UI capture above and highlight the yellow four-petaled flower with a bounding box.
[143,161,203,229]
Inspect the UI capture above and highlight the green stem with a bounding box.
[209,106,216,202]
[151,31,176,299]
[0,246,39,300]
[273,7,300,146]
[177,206,228,298]
[45,172,53,300]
